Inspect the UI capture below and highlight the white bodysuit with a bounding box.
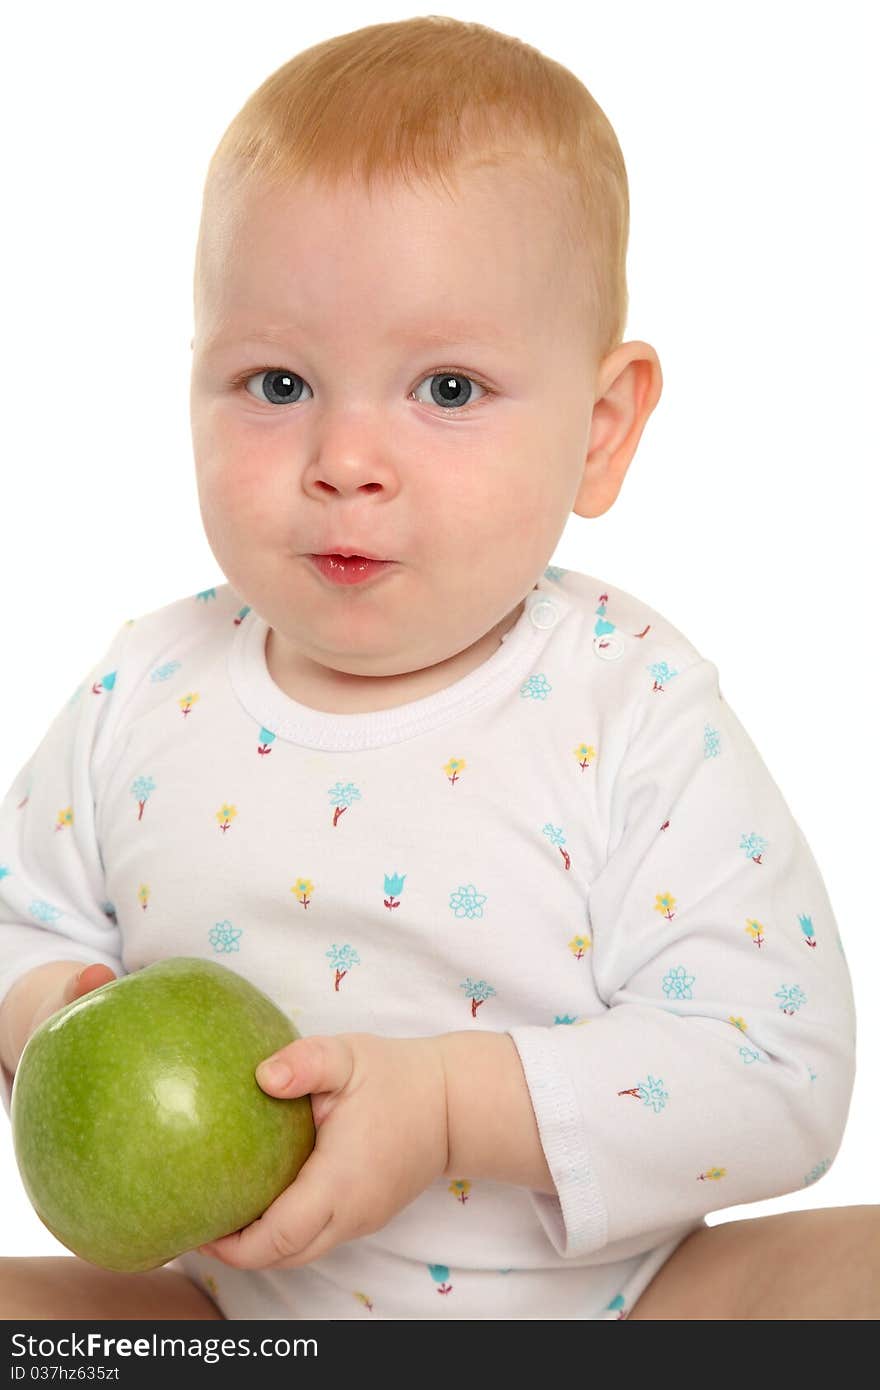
[0,565,857,1319]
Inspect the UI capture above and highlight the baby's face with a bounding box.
[190,163,600,683]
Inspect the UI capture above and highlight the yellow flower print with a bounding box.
[745,919,766,949]
[353,1291,374,1312]
[138,884,150,912]
[178,691,200,718]
[449,1179,471,1204]
[654,892,676,921]
[292,878,315,910]
[568,934,591,960]
[574,742,596,770]
[443,756,466,787]
[55,806,73,832]
[729,1015,747,1032]
[216,803,237,834]
[697,1167,727,1182]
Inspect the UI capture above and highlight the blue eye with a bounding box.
[240,368,489,412]
[243,370,310,405]
[411,371,487,411]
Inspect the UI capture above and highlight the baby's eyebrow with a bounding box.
[203,319,512,355]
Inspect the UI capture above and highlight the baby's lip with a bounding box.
[310,549,394,562]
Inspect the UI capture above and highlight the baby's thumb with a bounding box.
[256,1035,354,1097]
[66,963,116,1004]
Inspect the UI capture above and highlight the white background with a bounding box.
[1,0,877,1261]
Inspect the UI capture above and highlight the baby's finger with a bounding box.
[200,1154,333,1270]
[255,1033,355,1098]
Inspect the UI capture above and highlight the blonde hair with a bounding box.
[194,15,629,362]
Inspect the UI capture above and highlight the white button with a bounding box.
[527,596,559,629]
[593,631,625,660]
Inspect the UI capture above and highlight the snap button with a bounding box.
[593,631,625,661]
[526,596,559,630]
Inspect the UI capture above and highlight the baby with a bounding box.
[0,16,861,1321]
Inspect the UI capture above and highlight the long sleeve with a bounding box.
[0,620,134,1115]
[508,655,857,1260]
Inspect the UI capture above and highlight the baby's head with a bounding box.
[189,16,662,693]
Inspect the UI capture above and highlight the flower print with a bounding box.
[574,742,596,770]
[353,1291,374,1312]
[448,1179,471,1204]
[327,944,360,991]
[662,965,695,1000]
[648,661,679,693]
[291,878,314,910]
[704,723,721,758]
[384,872,406,910]
[617,1075,669,1113]
[216,802,237,834]
[88,666,118,698]
[257,726,275,758]
[28,900,62,926]
[729,1015,747,1032]
[233,604,251,626]
[745,919,766,948]
[799,913,817,949]
[543,823,571,870]
[443,756,466,786]
[178,691,200,718]
[329,781,362,827]
[594,598,615,638]
[428,1264,453,1296]
[520,673,552,700]
[775,984,807,1016]
[654,891,676,921]
[209,920,242,954]
[697,1167,726,1182]
[459,977,495,1018]
[138,883,150,912]
[55,806,73,833]
[150,660,182,683]
[131,775,156,822]
[568,933,591,960]
[805,1159,832,1186]
[449,884,487,920]
[195,587,218,604]
[740,832,768,865]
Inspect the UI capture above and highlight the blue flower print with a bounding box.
[662,965,696,1000]
[209,920,242,954]
[520,673,552,700]
[428,1264,453,1296]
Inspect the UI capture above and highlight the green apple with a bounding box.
[11,956,315,1273]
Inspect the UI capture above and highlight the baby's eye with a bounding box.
[240,368,487,411]
[410,370,487,411]
[243,370,311,406]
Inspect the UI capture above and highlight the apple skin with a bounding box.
[11,956,315,1273]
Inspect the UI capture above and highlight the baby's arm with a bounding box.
[0,622,132,1116]
[503,656,856,1260]
[437,1030,555,1191]
[0,960,116,1085]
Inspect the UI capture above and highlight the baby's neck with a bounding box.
[265,601,525,715]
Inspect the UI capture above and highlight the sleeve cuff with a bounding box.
[507,1024,608,1258]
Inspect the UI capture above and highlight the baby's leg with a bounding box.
[628,1205,880,1319]
[0,1256,224,1320]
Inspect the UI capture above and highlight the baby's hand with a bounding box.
[198,1033,448,1269]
